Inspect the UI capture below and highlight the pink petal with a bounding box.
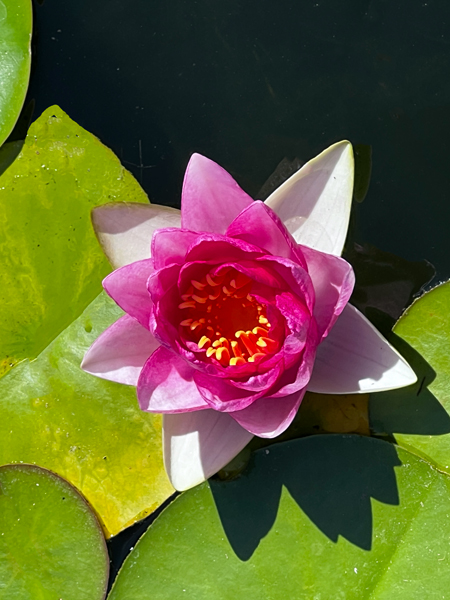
[163,410,253,491]
[181,153,253,234]
[92,202,181,268]
[81,314,159,386]
[184,232,263,264]
[230,388,307,438]
[301,245,355,340]
[257,255,315,313]
[151,228,199,270]
[137,346,210,412]
[193,364,284,412]
[103,259,154,329]
[270,319,318,397]
[226,200,307,267]
[264,141,354,256]
[308,304,418,394]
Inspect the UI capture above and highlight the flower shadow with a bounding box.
[370,334,450,436]
[211,435,401,561]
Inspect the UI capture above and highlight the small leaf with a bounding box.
[0,105,149,378]
[0,464,108,600]
[108,435,450,599]
[0,0,32,146]
[0,292,174,537]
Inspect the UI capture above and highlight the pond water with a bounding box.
[24,0,450,582]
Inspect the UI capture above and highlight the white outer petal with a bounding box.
[163,410,253,491]
[264,141,354,256]
[308,304,417,394]
[92,202,181,268]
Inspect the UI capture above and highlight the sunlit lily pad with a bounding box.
[0,292,174,537]
[108,435,450,599]
[0,105,149,378]
[371,281,450,472]
[0,464,108,600]
[0,0,32,146]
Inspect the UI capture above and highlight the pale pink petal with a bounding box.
[301,246,355,340]
[92,202,181,268]
[226,200,306,266]
[163,410,253,491]
[181,153,253,234]
[151,228,199,269]
[103,259,154,329]
[264,141,354,256]
[308,304,418,393]
[137,346,210,412]
[81,314,159,386]
[230,388,307,438]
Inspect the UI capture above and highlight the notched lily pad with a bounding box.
[0,105,149,378]
[108,435,450,600]
[0,463,108,600]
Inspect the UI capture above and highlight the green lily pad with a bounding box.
[0,291,174,538]
[0,0,32,147]
[370,281,450,472]
[108,435,450,599]
[0,105,149,378]
[0,463,108,600]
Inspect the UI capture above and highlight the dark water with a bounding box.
[24,0,450,583]
[27,0,450,281]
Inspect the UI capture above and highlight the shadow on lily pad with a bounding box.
[370,334,450,436]
[211,435,400,560]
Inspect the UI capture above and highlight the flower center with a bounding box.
[178,267,279,367]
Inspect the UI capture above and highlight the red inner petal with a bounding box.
[177,266,283,367]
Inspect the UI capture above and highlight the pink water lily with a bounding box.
[82,142,417,491]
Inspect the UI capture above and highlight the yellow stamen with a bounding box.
[191,279,206,290]
[216,346,230,364]
[231,340,243,358]
[230,356,246,366]
[206,273,221,287]
[252,326,269,336]
[198,336,211,349]
[206,347,216,358]
[180,319,193,326]
[179,301,196,309]
[257,337,278,352]
[192,294,208,304]
[248,353,265,363]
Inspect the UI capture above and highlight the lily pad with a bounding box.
[0,292,174,537]
[0,105,149,378]
[0,0,32,146]
[108,435,450,599]
[0,464,108,600]
[370,281,450,472]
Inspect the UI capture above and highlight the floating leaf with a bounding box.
[0,292,174,537]
[0,105,149,378]
[0,464,108,600]
[108,435,450,599]
[371,281,450,472]
[0,0,32,146]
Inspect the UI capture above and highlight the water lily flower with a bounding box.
[81,142,417,491]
